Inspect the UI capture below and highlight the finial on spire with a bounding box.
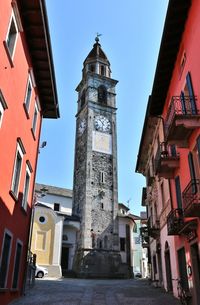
[95,32,102,43]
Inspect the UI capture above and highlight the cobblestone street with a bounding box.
[10,278,180,305]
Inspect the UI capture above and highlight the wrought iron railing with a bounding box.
[182,179,200,210]
[140,226,149,247]
[154,142,180,173]
[164,95,198,138]
[147,218,160,239]
[167,208,184,235]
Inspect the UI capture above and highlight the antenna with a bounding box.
[126,198,132,208]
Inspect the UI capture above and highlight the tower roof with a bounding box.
[84,36,110,65]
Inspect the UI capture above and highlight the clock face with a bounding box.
[78,119,86,134]
[94,115,111,132]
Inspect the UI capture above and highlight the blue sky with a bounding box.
[36,0,169,215]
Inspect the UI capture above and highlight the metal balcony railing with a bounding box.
[165,95,198,139]
[182,179,200,217]
[167,208,184,235]
[140,226,149,247]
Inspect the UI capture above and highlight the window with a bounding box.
[80,90,85,107]
[100,65,105,76]
[11,139,25,198]
[54,203,60,211]
[98,85,107,104]
[24,77,32,113]
[0,90,8,128]
[12,241,22,289]
[39,216,46,224]
[6,15,18,59]
[100,171,105,184]
[32,102,39,135]
[120,238,125,251]
[21,164,31,211]
[0,231,12,288]
[175,176,182,209]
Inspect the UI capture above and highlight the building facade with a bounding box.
[0,1,59,304]
[136,1,200,304]
[72,37,126,277]
[31,184,79,278]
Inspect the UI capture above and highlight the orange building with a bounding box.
[0,1,59,304]
[136,1,200,304]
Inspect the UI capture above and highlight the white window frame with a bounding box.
[0,90,8,128]
[21,164,31,211]
[24,75,33,113]
[11,239,23,289]
[0,229,13,288]
[32,100,39,135]
[11,139,25,198]
[5,12,18,60]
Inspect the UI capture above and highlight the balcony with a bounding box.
[141,187,147,206]
[148,219,160,239]
[140,226,149,248]
[155,142,180,179]
[167,208,184,235]
[164,96,200,147]
[182,179,200,217]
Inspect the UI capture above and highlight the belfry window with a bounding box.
[100,65,105,76]
[81,90,86,107]
[90,64,95,72]
[98,85,107,104]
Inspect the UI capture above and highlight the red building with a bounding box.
[0,1,59,304]
[136,1,200,304]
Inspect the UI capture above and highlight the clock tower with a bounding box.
[72,37,122,277]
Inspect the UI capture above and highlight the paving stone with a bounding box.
[9,278,180,305]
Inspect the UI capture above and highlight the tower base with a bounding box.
[73,249,131,278]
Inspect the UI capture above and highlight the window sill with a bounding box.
[3,41,14,68]
[23,103,30,119]
[0,288,9,293]
[9,190,18,202]
[31,128,36,140]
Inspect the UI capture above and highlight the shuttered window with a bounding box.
[186,72,197,114]
[188,152,197,193]
[175,176,182,209]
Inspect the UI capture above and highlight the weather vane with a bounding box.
[95,32,102,42]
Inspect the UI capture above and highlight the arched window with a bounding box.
[81,90,85,107]
[90,64,95,72]
[100,65,105,76]
[98,85,107,104]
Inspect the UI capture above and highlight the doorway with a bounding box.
[190,243,200,305]
[61,247,69,271]
[177,247,189,291]
[165,242,172,291]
